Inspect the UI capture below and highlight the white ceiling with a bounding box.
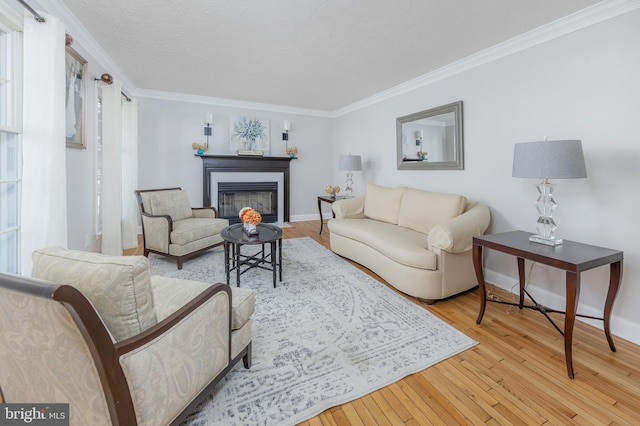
[59,0,601,112]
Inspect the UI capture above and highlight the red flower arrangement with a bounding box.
[239,207,262,225]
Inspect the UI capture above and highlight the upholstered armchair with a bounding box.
[135,187,229,269]
[0,246,253,426]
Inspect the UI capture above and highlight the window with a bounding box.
[0,24,22,274]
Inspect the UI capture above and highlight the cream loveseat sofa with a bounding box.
[328,184,490,303]
[0,247,254,425]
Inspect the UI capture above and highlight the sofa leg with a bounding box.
[143,249,149,257]
[419,298,437,305]
[243,343,252,369]
[177,258,183,270]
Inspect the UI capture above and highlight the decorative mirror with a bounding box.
[396,101,463,170]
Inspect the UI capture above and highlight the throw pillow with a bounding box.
[363,184,406,224]
[31,246,157,342]
[397,188,466,234]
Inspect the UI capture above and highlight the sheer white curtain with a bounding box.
[100,82,139,254]
[121,97,139,250]
[21,13,67,276]
[100,79,122,255]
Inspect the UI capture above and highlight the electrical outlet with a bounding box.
[85,234,91,248]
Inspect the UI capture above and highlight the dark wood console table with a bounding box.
[473,230,623,379]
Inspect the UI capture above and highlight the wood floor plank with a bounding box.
[368,391,407,425]
[402,373,466,424]
[121,222,640,425]
[327,407,351,426]
[419,366,491,424]
[317,410,338,426]
[377,386,413,423]
[386,381,437,425]
[339,402,365,426]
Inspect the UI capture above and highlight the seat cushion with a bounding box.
[151,277,254,331]
[363,184,406,225]
[397,188,466,234]
[171,218,229,245]
[329,218,437,270]
[148,190,193,221]
[32,247,157,342]
[230,287,254,330]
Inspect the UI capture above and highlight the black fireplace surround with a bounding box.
[200,155,295,222]
[218,181,278,224]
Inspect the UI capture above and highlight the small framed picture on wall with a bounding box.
[65,46,87,149]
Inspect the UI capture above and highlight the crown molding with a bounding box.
[27,0,640,116]
[37,0,136,95]
[333,0,640,117]
[134,88,334,118]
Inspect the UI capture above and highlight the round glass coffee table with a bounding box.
[221,223,283,288]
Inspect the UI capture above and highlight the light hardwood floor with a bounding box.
[127,221,640,425]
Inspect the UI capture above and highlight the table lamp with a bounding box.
[512,139,587,246]
[338,154,362,197]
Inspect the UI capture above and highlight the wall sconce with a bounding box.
[204,113,213,148]
[414,130,423,144]
[282,120,291,141]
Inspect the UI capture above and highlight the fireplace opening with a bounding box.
[218,182,278,224]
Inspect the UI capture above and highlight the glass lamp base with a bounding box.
[529,234,563,246]
[344,171,354,197]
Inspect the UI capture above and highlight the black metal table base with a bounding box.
[224,241,282,288]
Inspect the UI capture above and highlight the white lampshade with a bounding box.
[512,140,587,179]
[338,154,362,171]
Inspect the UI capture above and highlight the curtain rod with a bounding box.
[17,0,46,23]
[95,74,132,102]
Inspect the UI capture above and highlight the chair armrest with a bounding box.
[116,283,230,355]
[115,284,232,425]
[141,213,172,252]
[332,197,366,219]
[192,207,217,218]
[427,201,491,253]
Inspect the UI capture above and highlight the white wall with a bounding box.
[333,10,640,343]
[137,97,333,220]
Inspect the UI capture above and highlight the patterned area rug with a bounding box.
[149,237,476,425]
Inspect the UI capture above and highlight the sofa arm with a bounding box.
[332,196,366,219]
[116,284,231,425]
[428,201,491,253]
[141,213,172,252]
[192,207,217,218]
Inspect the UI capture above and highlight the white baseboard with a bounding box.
[289,213,322,222]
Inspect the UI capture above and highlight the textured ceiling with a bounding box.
[60,0,600,111]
